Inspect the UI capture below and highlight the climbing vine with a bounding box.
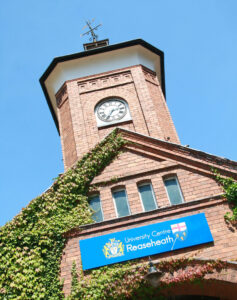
[68,258,227,300]
[0,130,126,299]
[215,171,237,224]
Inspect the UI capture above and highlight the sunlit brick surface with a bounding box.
[56,65,180,170]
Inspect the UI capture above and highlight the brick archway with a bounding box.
[127,260,237,300]
[161,280,236,300]
[156,260,237,300]
[129,279,236,300]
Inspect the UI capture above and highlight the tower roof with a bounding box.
[39,39,166,132]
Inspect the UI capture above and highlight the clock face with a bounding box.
[97,99,127,122]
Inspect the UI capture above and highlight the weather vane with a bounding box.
[80,19,102,43]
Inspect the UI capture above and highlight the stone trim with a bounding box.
[97,119,133,131]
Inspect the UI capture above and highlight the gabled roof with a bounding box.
[115,128,237,177]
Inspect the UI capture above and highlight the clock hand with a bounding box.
[106,108,115,119]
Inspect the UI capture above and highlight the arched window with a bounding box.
[95,97,132,127]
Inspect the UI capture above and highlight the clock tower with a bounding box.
[39,38,237,299]
[40,39,180,170]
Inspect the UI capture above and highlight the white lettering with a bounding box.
[126,236,174,252]
[125,234,151,243]
[152,229,171,237]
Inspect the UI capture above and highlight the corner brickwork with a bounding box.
[56,85,78,169]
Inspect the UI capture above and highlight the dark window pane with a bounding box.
[88,195,103,222]
[113,190,130,218]
[138,184,157,211]
[164,178,183,205]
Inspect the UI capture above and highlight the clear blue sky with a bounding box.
[1,0,236,226]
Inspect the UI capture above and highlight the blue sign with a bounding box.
[79,213,213,270]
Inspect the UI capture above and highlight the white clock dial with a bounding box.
[97,99,127,122]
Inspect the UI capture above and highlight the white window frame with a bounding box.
[112,188,131,218]
[164,176,184,206]
[137,182,158,212]
[88,194,104,222]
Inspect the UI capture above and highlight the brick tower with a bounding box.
[40,39,179,170]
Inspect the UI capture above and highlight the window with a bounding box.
[88,195,103,222]
[112,189,130,218]
[164,177,184,205]
[138,183,157,212]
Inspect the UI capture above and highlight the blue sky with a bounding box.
[1,0,236,226]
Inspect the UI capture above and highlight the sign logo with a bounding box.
[171,222,188,250]
[103,238,124,259]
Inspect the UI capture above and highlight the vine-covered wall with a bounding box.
[0,130,126,299]
[215,171,237,224]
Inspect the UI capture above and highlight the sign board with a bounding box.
[79,213,213,270]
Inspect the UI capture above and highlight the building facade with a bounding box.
[40,39,237,299]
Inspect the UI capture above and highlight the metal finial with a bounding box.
[80,19,102,43]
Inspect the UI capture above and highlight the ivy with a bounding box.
[70,262,79,295]
[69,261,148,300]
[214,171,237,223]
[0,130,126,299]
[68,258,227,300]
